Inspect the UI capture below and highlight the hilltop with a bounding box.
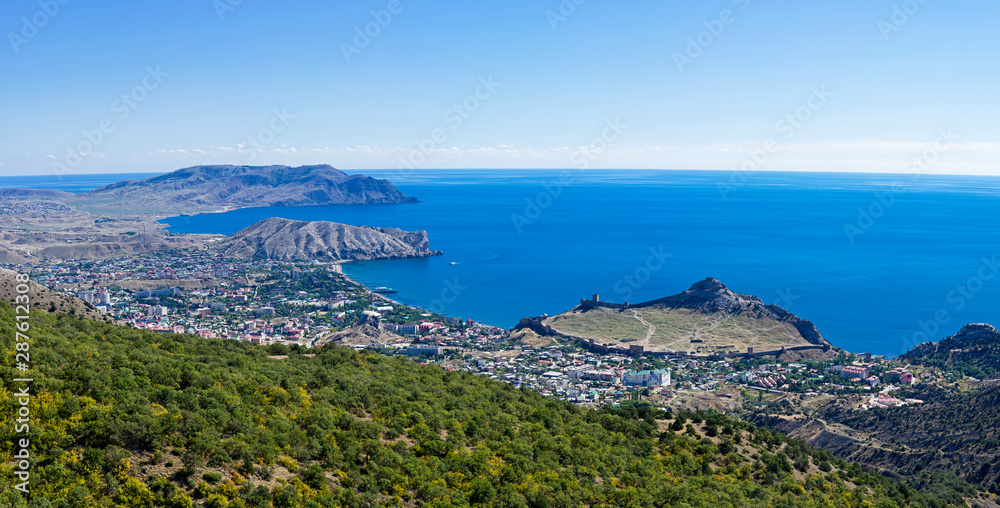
[525,277,833,358]
[0,304,964,506]
[901,323,1000,378]
[215,217,442,262]
[315,314,405,347]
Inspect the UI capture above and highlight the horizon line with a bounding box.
[5,166,1000,180]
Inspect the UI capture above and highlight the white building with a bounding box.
[623,369,671,387]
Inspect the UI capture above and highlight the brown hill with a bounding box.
[0,268,107,321]
[216,217,442,261]
[316,314,403,347]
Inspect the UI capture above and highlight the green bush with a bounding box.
[202,472,223,484]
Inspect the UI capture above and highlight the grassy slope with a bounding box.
[0,304,964,507]
[549,306,809,353]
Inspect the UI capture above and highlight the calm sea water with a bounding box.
[0,173,162,194]
[7,169,1000,357]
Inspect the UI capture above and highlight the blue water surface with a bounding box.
[6,169,1000,356]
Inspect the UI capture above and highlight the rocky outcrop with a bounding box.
[902,323,1000,375]
[513,316,557,336]
[663,278,829,348]
[215,217,442,261]
[317,314,403,347]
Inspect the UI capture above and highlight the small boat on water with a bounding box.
[449,262,458,265]
[372,286,397,294]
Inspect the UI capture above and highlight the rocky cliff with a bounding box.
[215,217,442,261]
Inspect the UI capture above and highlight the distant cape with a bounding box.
[215,217,442,261]
[1,164,417,213]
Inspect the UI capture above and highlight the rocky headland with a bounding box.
[215,217,442,262]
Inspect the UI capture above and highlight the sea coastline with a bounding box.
[6,170,1000,356]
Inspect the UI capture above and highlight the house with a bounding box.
[387,323,418,335]
[622,369,671,387]
[841,366,869,379]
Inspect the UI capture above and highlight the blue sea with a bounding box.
[6,169,1000,357]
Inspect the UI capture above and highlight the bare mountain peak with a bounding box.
[687,276,727,292]
[954,323,999,339]
[218,217,441,262]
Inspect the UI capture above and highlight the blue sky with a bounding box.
[1,0,997,175]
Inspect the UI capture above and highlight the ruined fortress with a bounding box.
[523,293,832,359]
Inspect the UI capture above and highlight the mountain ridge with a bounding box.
[78,164,418,211]
[0,164,417,214]
[215,216,442,261]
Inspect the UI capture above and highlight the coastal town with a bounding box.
[4,248,935,414]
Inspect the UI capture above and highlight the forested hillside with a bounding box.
[902,323,1000,379]
[0,304,970,507]
[821,384,1000,494]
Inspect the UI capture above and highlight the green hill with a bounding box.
[818,383,1000,495]
[0,303,966,507]
[902,323,1000,379]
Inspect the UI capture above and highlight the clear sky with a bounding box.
[1,0,997,175]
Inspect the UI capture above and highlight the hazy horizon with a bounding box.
[9,165,1000,179]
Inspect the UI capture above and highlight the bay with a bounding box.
[6,169,1000,356]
